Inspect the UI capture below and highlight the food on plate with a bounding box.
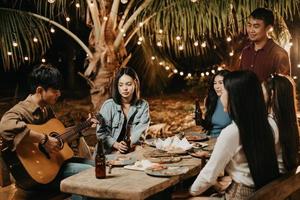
[190,151,210,158]
[150,164,168,171]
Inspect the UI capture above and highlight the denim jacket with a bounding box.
[96,98,150,154]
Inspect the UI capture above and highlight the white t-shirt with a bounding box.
[190,116,283,196]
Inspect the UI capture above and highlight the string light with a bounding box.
[180,72,184,76]
[120,28,125,33]
[139,22,143,27]
[191,0,197,2]
[7,52,12,56]
[201,41,206,48]
[121,0,128,4]
[48,0,55,3]
[213,45,217,49]
[205,72,209,76]
[173,69,178,74]
[217,67,223,71]
[66,17,70,22]
[33,37,38,42]
[41,58,46,63]
[229,51,234,56]
[293,76,297,79]
[176,36,181,41]
[226,36,232,42]
[157,41,162,47]
[211,69,215,74]
[75,3,80,8]
[151,56,155,60]
[201,73,205,77]
[50,27,55,33]
[24,56,29,61]
[159,62,164,65]
[122,33,126,37]
[165,66,170,70]
[297,64,300,68]
[90,1,94,6]
[179,45,184,51]
[194,41,199,46]
[13,42,18,47]
[103,16,108,21]
[137,41,141,45]
[138,37,143,41]
[159,29,163,34]
[187,73,192,77]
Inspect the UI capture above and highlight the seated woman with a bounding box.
[190,71,280,199]
[262,74,299,173]
[96,67,150,154]
[197,70,231,137]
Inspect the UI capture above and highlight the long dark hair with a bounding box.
[263,74,299,171]
[224,70,279,189]
[203,70,230,130]
[112,67,141,105]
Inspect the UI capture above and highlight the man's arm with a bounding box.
[275,50,291,76]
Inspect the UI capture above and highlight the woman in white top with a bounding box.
[190,71,280,199]
[262,74,299,172]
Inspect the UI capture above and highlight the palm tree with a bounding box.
[0,0,299,110]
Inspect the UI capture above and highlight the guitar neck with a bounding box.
[60,120,93,142]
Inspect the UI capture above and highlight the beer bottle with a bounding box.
[123,126,131,153]
[95,139,106,179]
[195,98,202,126]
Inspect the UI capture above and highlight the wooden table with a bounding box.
[60,146,203,199]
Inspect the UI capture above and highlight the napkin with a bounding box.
[155,136,193,151]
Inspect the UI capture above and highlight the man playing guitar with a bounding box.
[0,64,98,199]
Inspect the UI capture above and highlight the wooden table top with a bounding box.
[60,146,203,199]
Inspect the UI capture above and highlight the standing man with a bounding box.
[240,7,290,82]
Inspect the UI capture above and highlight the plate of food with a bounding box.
[185,133,209,142]
[191,142,209,149]
[106,154,136,166]
[148,157,182,164]
[145,166,189,177]
[188,149,211,159]
[144,138,157,147]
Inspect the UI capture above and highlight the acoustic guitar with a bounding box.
[1,114,102,190]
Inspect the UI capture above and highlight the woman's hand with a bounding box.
[113,141,129,154]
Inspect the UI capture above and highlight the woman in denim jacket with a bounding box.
[96,67,150,154]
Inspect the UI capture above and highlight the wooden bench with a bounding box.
[249,167,300,200]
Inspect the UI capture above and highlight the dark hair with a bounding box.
[263,74,299,171]
[250,7,274,26]
[29,64,62,93]
[203,70,230,130]
[112,67,140,105]
[224,70,279,189]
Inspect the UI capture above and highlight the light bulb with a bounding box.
[50,27,55,33]
[41,58,46,63]
[66,17,70,22]
[33,37,38,42]
[121,0,128,4]
[13,42,18,47]
[75,3,80,8]
[48,0,55,3]
[7,52,12,56]
[24,56,29,61]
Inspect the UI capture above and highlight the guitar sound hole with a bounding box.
[49,132,64,149]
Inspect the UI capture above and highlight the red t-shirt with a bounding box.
[240,39,290,82]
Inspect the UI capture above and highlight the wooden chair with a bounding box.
[249,167,300,200]
[0,150,12,187]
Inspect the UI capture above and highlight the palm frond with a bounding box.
[0,8,52,70]
[138,0,300,62]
